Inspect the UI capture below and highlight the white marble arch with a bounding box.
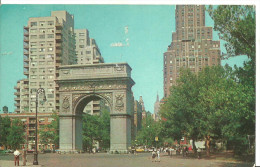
[57,63,135,153]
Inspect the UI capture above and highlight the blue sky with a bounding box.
[0,5,248,113]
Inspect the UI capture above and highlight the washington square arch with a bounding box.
[56,63,135,153]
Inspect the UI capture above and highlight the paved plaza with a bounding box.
[0,152,254,167]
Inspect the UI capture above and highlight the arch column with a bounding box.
[59,114,83,152]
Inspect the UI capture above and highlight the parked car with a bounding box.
[136,147,145,152]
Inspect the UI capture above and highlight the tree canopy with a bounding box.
[160,65,255,156]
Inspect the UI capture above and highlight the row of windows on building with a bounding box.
[30,54,55,60]
[29,61,57,66]
[30,74,55,79]
[29,81,55,87]
[29,47,55,53]
[30,34,57,39]
[30,67,55,73]
[29,28,56,33]
[29,41,56,47]
[76,50,92,55]
[30,21,55,27]
[164,57,218,64]
[171,43,219,50]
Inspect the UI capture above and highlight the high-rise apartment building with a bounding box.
[15,11,76,114]
[163,5,221,97]
[12,10,104,150]
[75,29,104,64]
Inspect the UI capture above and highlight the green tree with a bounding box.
[161,66,255,156]
[7,119,25,149]
[39,111,59,149]
[0,116,11,149]
[207,5,255,155]
[136,114,162,147]
[207,5,255,61]
[82,113,100,152]
[98,108,110,149]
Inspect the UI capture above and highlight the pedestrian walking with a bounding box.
[156,149,160,162]
[14,149,20,166]
[22,147,26,166]
[151,150,156,162]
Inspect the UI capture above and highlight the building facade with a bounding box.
[163,5,221,97]
[12,11,105,151]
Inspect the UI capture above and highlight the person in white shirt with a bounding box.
[13,149,20,166]
[156,150,160,162]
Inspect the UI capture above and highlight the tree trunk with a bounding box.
[206,135,210,157]
[192,139,197,154]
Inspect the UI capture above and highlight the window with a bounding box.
[38,41,45,46]
[39,68,45,73]
[47,21,54,26]
[47,75,54,79]
[48,68,54,72]
[46,54,53,59]
[39,75,45,79]
[79,33,85,36]
[47,34,54,38]
[39,48,45,52]
[30,75,37,79]
[39,55,45,59]
[47,88,54,93]
[47,28,54,32]
[86,51,91,54]
[39,29,45,33]
[79,39,84,43]
[30,29,37,33]
[31,61,37,66]
[40,21,45,26]
[48,47,53,51]
[30,82,37,86]
[47,61,53,65]
[31,22,37,27]
[30,55,37,60]
[39,82,45,86]
[30,35,37,39]
[47,94,54,98]
[79,45,84,48]
[39,61,45,65]
[39,35,45,39]
[30,42,37,47]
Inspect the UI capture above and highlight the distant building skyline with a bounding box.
[0,5,248,114]
[163,5,221,97]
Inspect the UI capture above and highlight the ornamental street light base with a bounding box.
[33,152,38,165]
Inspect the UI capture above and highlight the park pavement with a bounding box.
[0,152,254,167]
[0,160,42,167]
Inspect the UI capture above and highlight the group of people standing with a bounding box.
[13,147,27,166]
[151,149,160,162]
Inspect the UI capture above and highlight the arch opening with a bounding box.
[74,94,111,152]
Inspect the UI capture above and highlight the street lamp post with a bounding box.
[33,88,46,165]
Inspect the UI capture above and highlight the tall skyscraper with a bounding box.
[163,5,221,97]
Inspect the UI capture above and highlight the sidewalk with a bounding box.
[0,160,42,167]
